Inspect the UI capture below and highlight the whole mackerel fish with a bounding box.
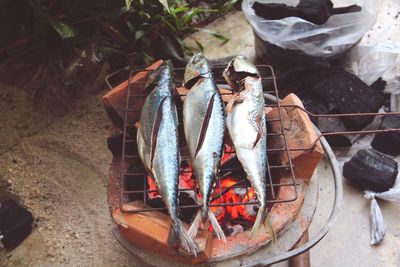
[183,53,226,242]
[223,56,275,238]
[137,61,197,255]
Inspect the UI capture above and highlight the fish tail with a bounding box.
[250,206,276,241]
[188,210,202,240]
[208,209,226,243]
[188,209,226,243]
[170,219,198,256]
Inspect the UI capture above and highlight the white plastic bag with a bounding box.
[242,0,380,58]
[364,187,400,245]
[344,43,400,87]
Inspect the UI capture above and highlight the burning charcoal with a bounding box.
[303,68,385,130]
[244,204,258,218]
[371,116,400,156]
[302,95,352,147]
[343,149,398,192]
[220,156,247,180]
[253,0,361,25]
[0,199,33,248]
[231,219,254,231]
[225,224,244,236]
[178,192,197,223]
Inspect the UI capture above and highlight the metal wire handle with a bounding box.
[252,95,344,267]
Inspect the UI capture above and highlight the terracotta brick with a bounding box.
[266,93,323,180]
[113,201,213,264]
[102,60,163,130]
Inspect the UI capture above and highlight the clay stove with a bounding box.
[104,61,324,265]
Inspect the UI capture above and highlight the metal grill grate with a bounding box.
[104,63,400,214]
[115,64,299,213]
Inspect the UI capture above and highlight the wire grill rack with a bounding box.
[105,63,400,213]
[111,64,299,212]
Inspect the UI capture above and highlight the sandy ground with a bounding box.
[0,84,143,266]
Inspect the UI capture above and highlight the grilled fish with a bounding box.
[183,53,226,242]
[137,60,197,255]
[223,56,275,238]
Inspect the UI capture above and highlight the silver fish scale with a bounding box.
[137,64,180,220]
[227,76,267,205]
[151,96,180,219]
[183,77,225,207]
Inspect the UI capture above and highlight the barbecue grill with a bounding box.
[104,61,399,266]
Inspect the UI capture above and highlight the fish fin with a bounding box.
[169,220,198,256]
[189,209,226,243]
[252,113,263,149]
[247,109,263,149]
[188,210,202,240]
[226,93,243,113]
[250,205,269,238]
[150,96,168,169]
[250,207,276,241]
[194,93,216,158]
[265,213,277,243]
[208,209,226,243]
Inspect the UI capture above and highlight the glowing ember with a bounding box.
[146,144,258,232]
[210,178,257,223]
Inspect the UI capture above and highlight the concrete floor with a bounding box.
[309,158,400,267]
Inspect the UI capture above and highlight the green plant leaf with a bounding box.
[194,39,204,53]
[126,21,135,34]
[135,30,144,41]
[170,12,183,32]
[138,11,151,19]
[125,0,133,10]
[171,6,189,14]
[158,0,170,13]
[195,27,229,44]
[182,9,216,26]
[51,21,77,39]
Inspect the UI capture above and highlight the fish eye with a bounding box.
[192,54,201,64]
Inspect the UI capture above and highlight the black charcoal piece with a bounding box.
[303,68,385,130]
[343,149,398,192]
[370,78,387,92]
[220,156,247,180]
[253,0,361,25]
[317,117,352,147]
[301,95,352,147]
[371,116,400,156]
[0,199,33,248]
